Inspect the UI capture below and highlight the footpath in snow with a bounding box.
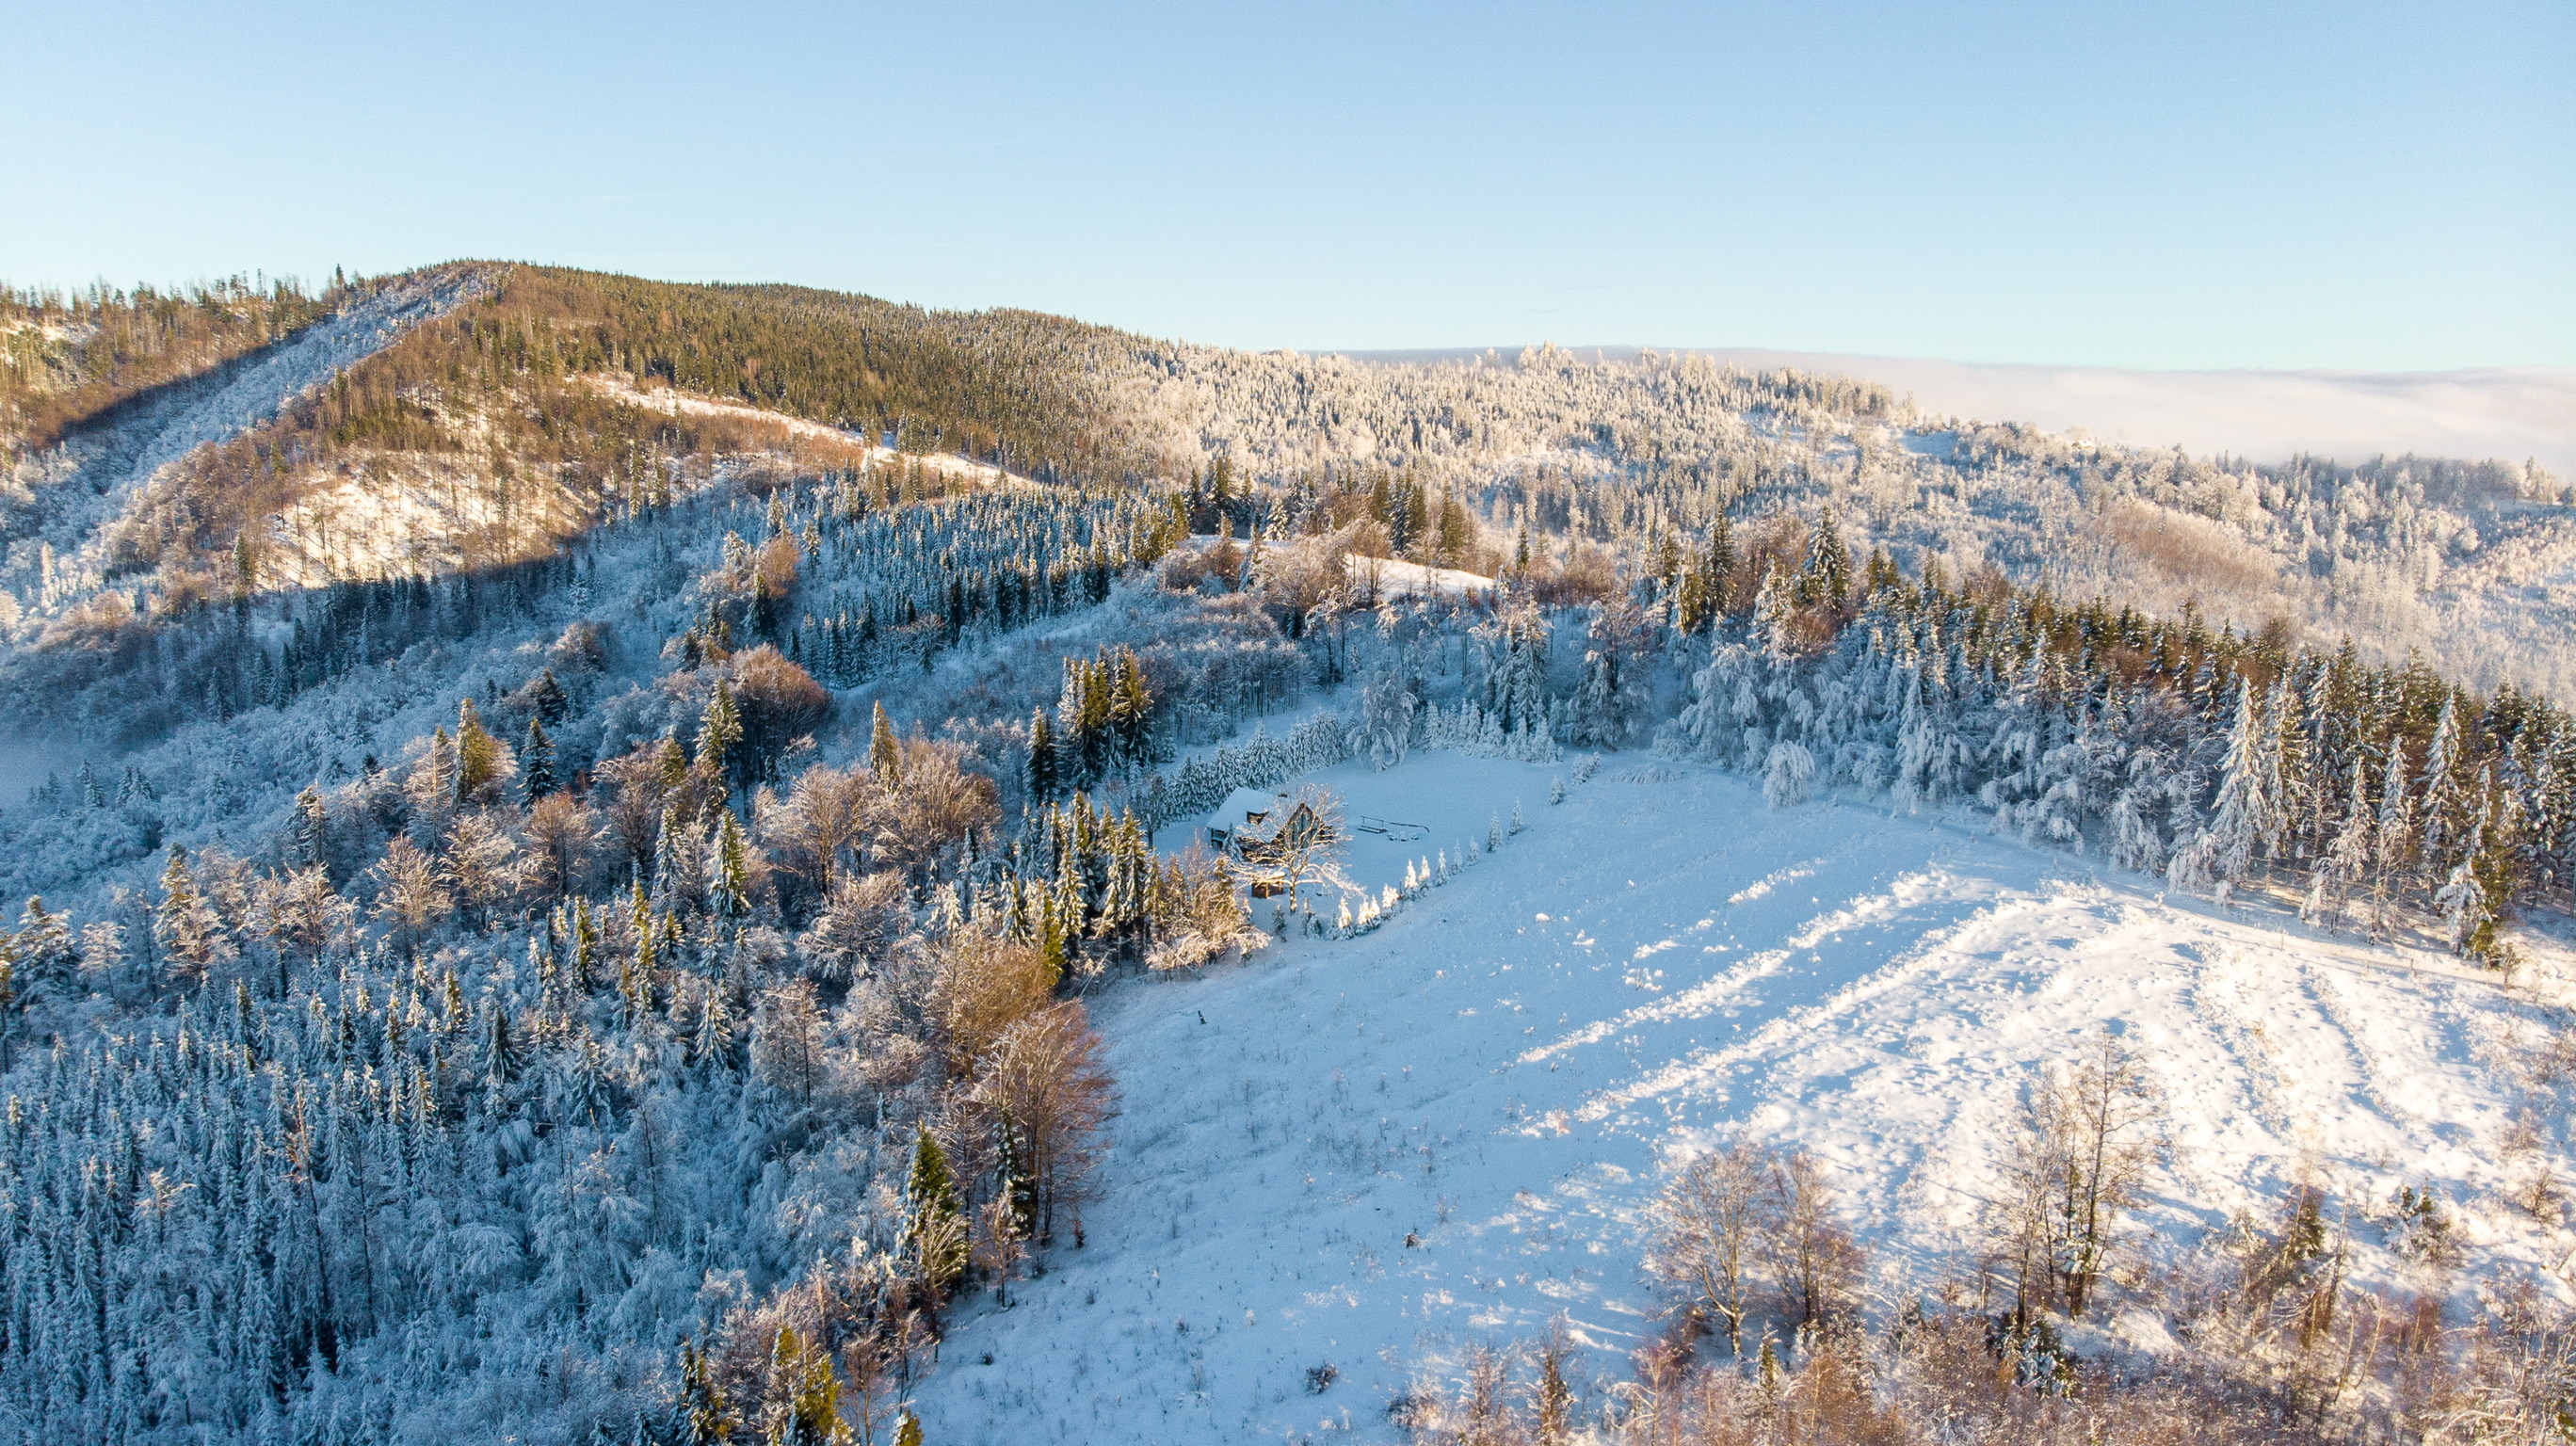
[916,750,2575,1445]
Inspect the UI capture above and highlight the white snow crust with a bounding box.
[916,750,2576,1443]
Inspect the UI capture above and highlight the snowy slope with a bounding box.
[1346,554,1494,602]
[582,376,1032,488]
[5,266,489,614]
[915,751,2576,1444]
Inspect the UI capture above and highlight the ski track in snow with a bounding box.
[914,751,2576,1445]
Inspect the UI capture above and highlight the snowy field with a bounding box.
[917,750,2576,1444]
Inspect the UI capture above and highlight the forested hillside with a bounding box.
[0,261,2572,1443]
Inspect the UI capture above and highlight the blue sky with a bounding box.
[5,0,2568,369]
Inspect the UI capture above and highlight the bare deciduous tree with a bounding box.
[250,865,353,991]
[1242,781,1346,915]
[1144,844,1267,974]
[795,870,910,984]
[1991,1030,2165,1320]
[930,927,1055,1080]
[1763,1148,1863,1332]
[523,790,596,900]
[970,1001,1116,1243]
[369,836,452,957]
[443,813,525,929]
[751,977,828,1106]
[1650,1138,1773,1352]
[765,761,874,906]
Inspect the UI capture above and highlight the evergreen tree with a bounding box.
[2419,692,2466,874]
[153,845,226,982]
[1026,708,1058,806]
[707,808,753,920]
[1796,506,1850,610]
[2375,741,2417,905]
[871,701,903,784]
[519,718,556,805]
[677,1339,735,1446]
[2206,677,2278,892]
[526,666,572,725]
[453,696,510,805]
[2306,758,2375,929]
[699,681,744,794]
[905,1123,968,1291]
[477,998,517,1095]
[289,785,329,868]
[1704,513,1736,613]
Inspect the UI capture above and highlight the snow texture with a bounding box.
[916,749,2576,1444]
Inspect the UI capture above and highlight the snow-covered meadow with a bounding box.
[919,749,2576,1443]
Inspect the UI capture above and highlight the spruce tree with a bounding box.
[1704,514,1736,613]
[870,701,903,784]
[699,682,744,794]
[1026,708,1058,805]
[2207,677,2278,892]
[905,1123,967,1291]
[2375,742,2417,901]
[2419,692,2465,874]
[289,786,329,868]
[707,808,752,920]
[1797,507,1850,610]
[519,718,556,805]
[526,666,572,725]
[677,1339,735,1446]
[453,697,507,805]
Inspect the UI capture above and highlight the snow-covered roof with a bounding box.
[1206,786,1282,834]
[1345,554,1494,601]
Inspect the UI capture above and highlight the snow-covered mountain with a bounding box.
[2,261,2572,1445]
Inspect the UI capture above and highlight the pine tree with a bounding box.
[2206,677,2278,893]
[699,681,744,794]
[519,718,556,805]
[1026,708,1058,806]
[526,666,572,725]
[905,1123,967,1291]
[871,701,903,785]
[453,697,509,805]
[153,846,226,982]
[289,786,329,868]
[707,808,752,920]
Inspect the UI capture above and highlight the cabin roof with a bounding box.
[1207,787,1284,833]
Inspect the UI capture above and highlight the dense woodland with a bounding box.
[1,274,344,456]
[0,263,2572,1442]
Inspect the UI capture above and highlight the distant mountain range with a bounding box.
[1337,345,2576,477]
